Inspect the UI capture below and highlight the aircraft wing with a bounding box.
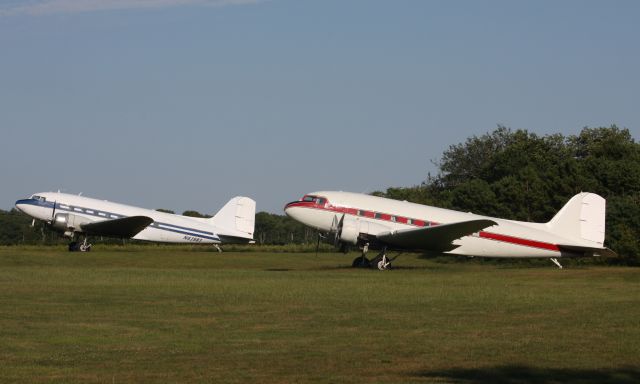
[376,219,497,251]
[80,216,154,238]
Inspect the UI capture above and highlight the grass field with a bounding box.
[0,247,639,383]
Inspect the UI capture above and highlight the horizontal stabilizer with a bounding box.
[558,244,617,258]
[80,216,154,238]
[377,219,497,251]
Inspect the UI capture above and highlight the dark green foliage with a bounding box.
[0,209,30,244]
[254,211,316,245]
[155,208,175,214]
[606,194,640,265]
[182,210,212,218]
[372,185,441,206]
[0,209,61,245]
[572,127,640,196]
[450,179,502,217]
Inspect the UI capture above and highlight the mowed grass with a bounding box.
[0,247,639,383]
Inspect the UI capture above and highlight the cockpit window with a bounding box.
[301,195,328,206]
[31,195,46,202]
[300,195,327,206]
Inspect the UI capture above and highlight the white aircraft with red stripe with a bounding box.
[15,192,256,252]
[284,191,615,270]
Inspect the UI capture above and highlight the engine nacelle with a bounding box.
[337,215,360,245]
[51,213,90,235]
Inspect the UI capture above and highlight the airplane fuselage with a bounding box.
[16,192,242,244]
[285,191,600,258]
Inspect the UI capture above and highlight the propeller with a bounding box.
[333,214,345,247]
[49,201,57,225]
[315,231,322,257]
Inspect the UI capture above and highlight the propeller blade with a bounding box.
[334,214,345,247]
[49,201,57,224]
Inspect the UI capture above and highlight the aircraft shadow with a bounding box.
[411,365,640,384]
[262,265,435,272]
[311,265,436,271]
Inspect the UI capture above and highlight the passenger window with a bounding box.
[374,213,382,219]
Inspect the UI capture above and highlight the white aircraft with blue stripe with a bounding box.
[15,192,256,251]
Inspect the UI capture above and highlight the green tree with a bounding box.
[182,210,212,218]
[0,209,57,245]
[570,125,640,196]
[254,212,312,245]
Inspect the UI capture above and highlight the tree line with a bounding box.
[1,125,637,264]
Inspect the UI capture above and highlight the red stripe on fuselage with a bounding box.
[284,201,559,252]
[478,232,560,251]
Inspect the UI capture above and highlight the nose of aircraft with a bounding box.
[283,201,295,217]
[14,199,29,213]
[284,201,304,222]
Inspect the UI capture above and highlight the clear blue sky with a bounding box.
[1,0,638,214]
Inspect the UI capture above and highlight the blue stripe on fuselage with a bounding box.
[15,198,55,209]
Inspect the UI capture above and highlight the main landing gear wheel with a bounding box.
[377,255,390,271]
[352,256,371,268]
[351,242,370,268]
[370,247,396,271]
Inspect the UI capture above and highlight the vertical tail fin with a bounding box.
[546,192,606,246]
[209,197,256,239]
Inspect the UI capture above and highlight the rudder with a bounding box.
[210,197,256,239]
[546,192,606,246]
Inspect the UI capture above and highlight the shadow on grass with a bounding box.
[413,365,640,384]
[310,264,438,271]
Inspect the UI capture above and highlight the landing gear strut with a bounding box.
[376,254,391,271]
[352,243,370,268]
